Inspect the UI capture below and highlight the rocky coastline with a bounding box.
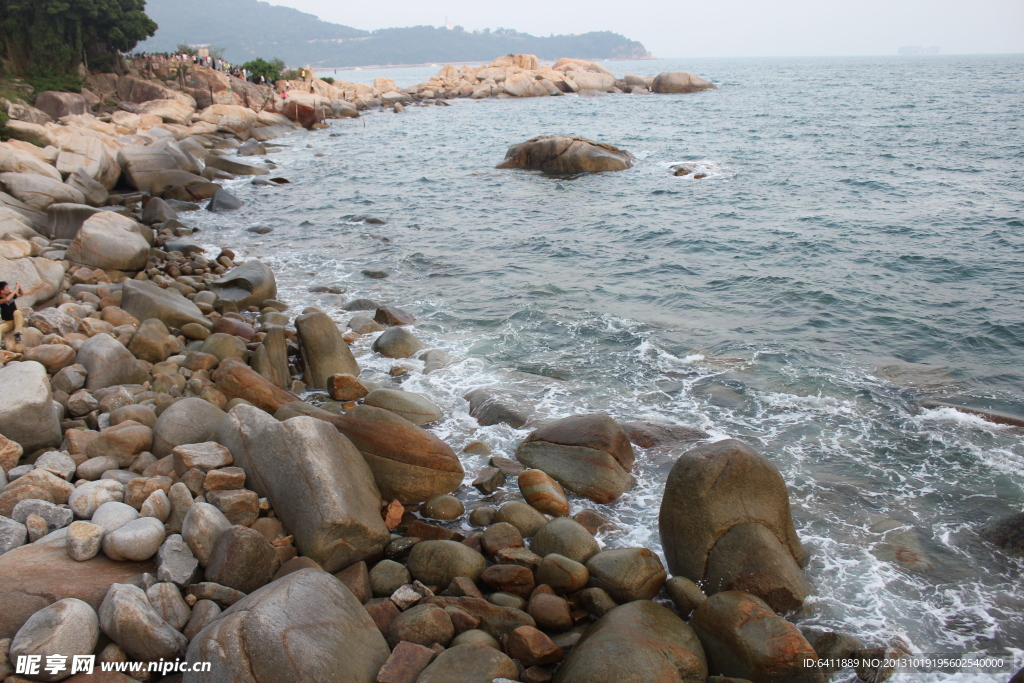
[0,54,1019,683]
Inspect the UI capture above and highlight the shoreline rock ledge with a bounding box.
[497,136,635,174]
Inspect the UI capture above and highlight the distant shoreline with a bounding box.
[313,56,658,73]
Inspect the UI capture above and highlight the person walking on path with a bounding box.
[0,281,24,351]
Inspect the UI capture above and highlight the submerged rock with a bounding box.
[497,135,634,174]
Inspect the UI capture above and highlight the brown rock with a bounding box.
[528,592,573,632]
[535,553,589,594]
[213,357,300,414]
[481,564,535,598]
[497,136,634,174]
[481,522,525,557]
[204,525,280,593]
[472,467,505,495]
[519,469,570,516]
[376,640,437,683]
[585,547,667,604]
[388,603,455,649]
[506,625,563,666]
[375,305,415,326]
[327,373,369,401]
[205,488,259,526]
[335,561,371,603]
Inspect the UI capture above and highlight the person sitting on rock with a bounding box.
[0,281,24,351]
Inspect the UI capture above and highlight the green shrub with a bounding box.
[321,76,334,85]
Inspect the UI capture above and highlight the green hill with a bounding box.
[135,0,650,66]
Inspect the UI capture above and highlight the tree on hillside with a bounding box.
[0,0,157,85]
[241,57,285,83]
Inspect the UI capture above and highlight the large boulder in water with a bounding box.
[659,439,809,611]
[218,405,390,572]
[689,591,824,682]
[515,414,635,503]
[496,136,634,174]
[554,601,707,683]
[651,72,716,94]
[66,212,150,271]
[278,402,464,503]
[186,568,390,681]
[209,260,277,312]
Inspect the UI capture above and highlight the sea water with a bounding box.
[193,55,1024,680]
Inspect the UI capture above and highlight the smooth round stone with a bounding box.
[181,323,211,340]
[76,456,121,481]
[363,388,443,425]
[518,469,570,517]
[90,501,138,534]
[140,488,171,522]
[488,592,527,610]
[102,516,166,561]
[10,598,100,670]
[423,494,465,521]
[469,507,496,527]
[34,451,78,481]
[530,518,600,565]
[68,481,125,519]
[535,553,589,594]
[66,520,104,561]
[369,559,411,597]
[495,501,548,538]
[451,629,501,649]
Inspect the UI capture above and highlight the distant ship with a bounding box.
[898,45,940,55]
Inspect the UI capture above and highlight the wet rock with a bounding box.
[531,518,599,564]
[415,642,518,682]
[407,540,487,587]
[497,135,634,173]
[481,563,534,598]
[204,525,280,593]
[98,583,187,662]
[327,373,370,401]
[364,388,443,425]
[10,598,99,682]
[334,561,371,603]
[585,548,667,604]
[555,600,707,683]
[209,260,277,312]
[372,326,425,358]
[473,467,505,495]
[536,554,589,594]
[151,397,227,457]
[705,522,813,613]
[519,469,570,517]
[424,595,534,640]
[659,439,808,592]
[979,512,1024,557]
[579,586,618,619]
[146,582,190,630]
[495,501,548,538]
[186,568,390,681]
[375,305,415,326]
[665,576,706,618]
[803,630,861,678]
[0,361,62,452]
[620,421,710,448]
[516,414,635,504]
[206,189,243,211]
[690,591,823,683]
[464,388,533,429]
[481,522,525,558]
[217,405,389,571]
[295,310,360,390]
[469,506,496,527]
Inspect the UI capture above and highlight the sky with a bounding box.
[263,0,1024,58]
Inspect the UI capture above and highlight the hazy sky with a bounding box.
[266,0,1024,58]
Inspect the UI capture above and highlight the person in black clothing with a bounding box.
[0,281,24,351]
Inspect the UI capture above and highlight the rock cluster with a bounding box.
[0,54,917,683]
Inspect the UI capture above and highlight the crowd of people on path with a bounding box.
[126,52,269,84]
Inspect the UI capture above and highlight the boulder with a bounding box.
[519,469,569,516]
[151,397,227,457]
[658,440,807,587]
[209,260,277,312]
[251,326,290,388]
[363,388,443,425]
[295,310,360,389]
[416,642,518,682]
[148,169,209,197]
[204,524,280,593]
[140,197,177,225]
[66,212,149,271]
[979,512,1024,557]
[516,414,635,503]
[0,362,61,452]
[0,527,155,640]
[98,583,187,662]
[44,202,101,240]
[570,73,616,91]
[651,72,716,94]
[465,388,532,428]
[497,136,634,174]
[54,135,120,190]
[34,91,88,119]
[128,318,179,364]
[115,146,181,193]
[531,518,599,565]
[218,405,390,572]
[280,402,463,503]
[206,189,243,212]
[137,99,194,125]
[0,252,64,308]
[204,154,270,177]
[120,279,211,330]
[0,172,86,211]
[554,601,707,683]
[76,333,149,390]
[407,540,486,587]
[0,141,61,180]
[585,548,667,603]
[704,522,813,614]
[372,326,425,358]
[102,516,166,562]
[9,598,99,682]
[689,591,824,683]
[186,568,390,681]
[214,358,300,415]
[65,168,110,206]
